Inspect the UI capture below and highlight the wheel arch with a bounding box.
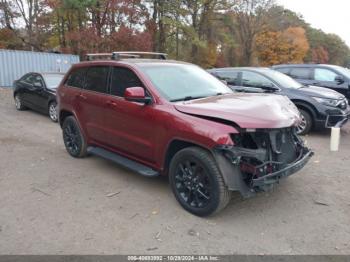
[59,110,74,127]
[59,110,88,144]
[47,98,57,108]
[291,100,317,124]
[163,139,213,175]
[13,89,22,98]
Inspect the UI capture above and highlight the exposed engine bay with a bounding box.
[214,128,313,196]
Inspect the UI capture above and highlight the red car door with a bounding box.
[103,66,157,163]
[77,66,111,145]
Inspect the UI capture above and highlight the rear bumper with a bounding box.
[251,148,313,187]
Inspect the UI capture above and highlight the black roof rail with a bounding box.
[86,51,167,61]
[86,53,112,61]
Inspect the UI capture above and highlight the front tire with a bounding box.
[48,101,58,122]
[169,147,231,216]
[14,94,26,111]
[62,116,87,158]
[297,109,312,135]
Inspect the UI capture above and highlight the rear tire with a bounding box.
[297,109,312,135]
[62,116,87,158]
[14,94,26,111]
[48,101,58,122]
[169,147,231,217]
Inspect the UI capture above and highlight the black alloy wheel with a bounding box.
[174,159,212,209]
[62,116,87,158]
[169,147,231,216]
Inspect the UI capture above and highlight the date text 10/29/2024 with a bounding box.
[127,255,220,261]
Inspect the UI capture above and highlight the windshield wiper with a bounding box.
[170,96,206,102]
[170,92,230,102]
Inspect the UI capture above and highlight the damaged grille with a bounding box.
[229,128,304,186]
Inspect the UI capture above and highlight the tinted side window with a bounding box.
[314,68,338,82]
[111,67,143,97]
[289,68,311,80]
[215,71,240,86]
[66,68,86,89]
[21,74,43,87]
[242,71,275,88]
[20,74,31,83]
[21,74,34,84]
[85,66,109,93]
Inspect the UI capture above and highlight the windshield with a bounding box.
[139,64,233,101]
[44,74,64,89]
[265,69,303,89]
[331,65,350,79]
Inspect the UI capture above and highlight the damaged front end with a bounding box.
[214,128,313,197]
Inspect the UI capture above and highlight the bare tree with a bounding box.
[0,0,44,50]
[232,0,274,65]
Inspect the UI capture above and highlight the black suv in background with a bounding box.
[208,67,349,135]
[272,64,350,100]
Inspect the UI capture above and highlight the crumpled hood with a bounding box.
[175,93,301,129]
[299,85,345,99]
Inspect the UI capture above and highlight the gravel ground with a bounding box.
[0,87,349,255]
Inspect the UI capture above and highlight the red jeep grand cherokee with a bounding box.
[57,52,313,216]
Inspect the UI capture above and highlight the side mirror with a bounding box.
[124,87,152,104]
[335,75,344,84]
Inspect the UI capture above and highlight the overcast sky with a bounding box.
[277,0,350,47]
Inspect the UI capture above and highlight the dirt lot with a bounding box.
[0,87,349,255]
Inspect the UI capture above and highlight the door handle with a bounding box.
[75,93,87,100]
[79,94,87,100]
[106,100,119,108]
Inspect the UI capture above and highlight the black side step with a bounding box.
[87,146,159,177]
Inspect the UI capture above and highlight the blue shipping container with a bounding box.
[0,49,80,87]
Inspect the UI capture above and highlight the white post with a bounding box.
[330,127,340,151]
[56,59,62,72]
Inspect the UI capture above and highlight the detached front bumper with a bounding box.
[251,148,313,187]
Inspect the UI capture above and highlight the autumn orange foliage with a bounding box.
[255,27,309,66]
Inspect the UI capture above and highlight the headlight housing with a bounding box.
[312,97,342,108]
